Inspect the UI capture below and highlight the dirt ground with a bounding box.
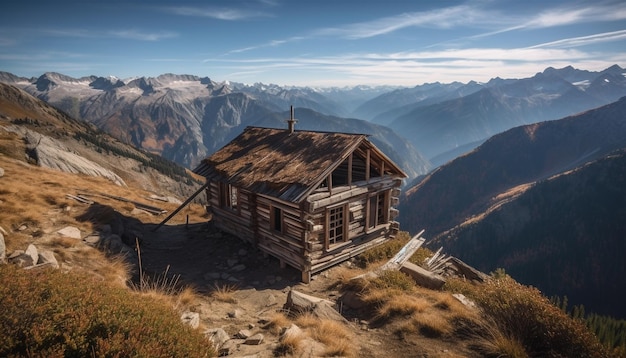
[136,220,477,358]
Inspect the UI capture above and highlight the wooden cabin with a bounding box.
[193,115,407,282]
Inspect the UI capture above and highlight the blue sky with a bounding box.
[1,0,625,87]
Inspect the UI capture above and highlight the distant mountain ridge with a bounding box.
[0,82,201,200]
[383,65,626,165]
[1,64,624,179]
[0,72,430,181]
[398,96,626,318]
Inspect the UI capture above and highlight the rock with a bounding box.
[285,289,336,311]
[203,272,222,281]
[236,329,252,339]
[23,130,126,186]
[8,250,24,260]
[57,226,81,239]
[452,293,477,309]
[244,333,264,345]
[228,309,242,319]
[218,339,238,356]
[264,293,277,307]
[310,302,349,323]
[205,328,230,348]
[340,290,366,310]
[227,258,238,267]
[0,167,4,177]
[83,234,101,246]
[181,311,200,329]
[281,324,303,341]
[130,208,149,216]
[38,250,59,269]
[0,232,5,264]
[25,244,39,265]
[285,289,347,323]
[9,253,35,267]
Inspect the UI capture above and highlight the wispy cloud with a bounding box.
[530,30,626,49]
[224,36,305,55]
[166,6,271,20]
[203,43,618,85]
[314,5,503,39]
[44,28,177,41]
[524,2,626,28]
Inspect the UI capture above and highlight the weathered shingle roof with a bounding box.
[194,126,405,202]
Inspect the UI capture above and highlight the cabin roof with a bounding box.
[194,126,406,203]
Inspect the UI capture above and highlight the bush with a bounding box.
[0,265,214,357]
[446,275,609,357]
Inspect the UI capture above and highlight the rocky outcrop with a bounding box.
[22,129,125,186]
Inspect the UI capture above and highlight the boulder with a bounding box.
[284,289,347,323]
[38,250,59,269]
[181,311,200,329]
[285,289,336,311]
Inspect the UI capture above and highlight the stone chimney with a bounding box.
[287,105,297,134]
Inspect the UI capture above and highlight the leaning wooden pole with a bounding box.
[152,182,209,231]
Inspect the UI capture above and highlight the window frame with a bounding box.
[219,182,239,213]
[326,203,347,249]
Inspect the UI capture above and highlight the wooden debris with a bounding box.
[65,194,94,204]
[77,192,168,215]
[377,229,425,272]
[400,261,446,289]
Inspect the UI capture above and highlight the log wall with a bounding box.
[207,175,402,283]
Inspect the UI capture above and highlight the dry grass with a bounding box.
[48,236,79,249]
[294,312,319,329]
[264,312,292,335]
[468,319,530,358]
[209,282,239,303]
[375,293,431,319]
[275,331,305,356]
[309,319,355,357]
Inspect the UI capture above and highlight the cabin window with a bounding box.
[219,183,238,212]
[271,206,283,233]
[327,205,346,248]
[368,191,388,229]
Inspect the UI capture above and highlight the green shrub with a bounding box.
[446,276,609,357]
[0,265,214,357]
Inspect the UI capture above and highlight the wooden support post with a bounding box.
[301,270,311,284]
[153,182,209,231]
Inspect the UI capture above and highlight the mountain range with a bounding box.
[0,82,201,201]
[2,65,625,180]
[399,96,626,317]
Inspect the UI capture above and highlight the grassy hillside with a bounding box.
[436,149,626,319]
